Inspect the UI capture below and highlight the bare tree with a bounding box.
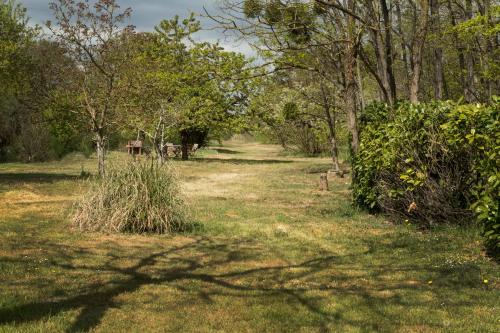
[409,0,430,102]
[208,0,363,154]
[47,0,134,176]
[342,0,361,153]
[430,0,445,99]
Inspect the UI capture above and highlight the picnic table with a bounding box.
[162,143,199,158]
[163,143,182,158]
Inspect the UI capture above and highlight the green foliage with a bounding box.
[255,0,313,44]
[123,15,253,158]
[448,5,500,41]
[250,82,336,156]
[0,3,87,162]
[353,101,499,256]
[282,3,313,43]
[73,161,191,234]
[243,0,263,18]
[0,39,85,162]
[0,0,37,94]
[446,5,500,84]
[282,101,299,121]
[264,0,283,24]
[43,91,90,158]
[442,99,500,255]
[0,0,36,159]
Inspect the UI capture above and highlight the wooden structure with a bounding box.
[126,140,143,155]
[161,143,199,158]
[319,173,329,191]
[163,143,181,158]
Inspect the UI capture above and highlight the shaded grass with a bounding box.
[0,141,498,333]
[190,157,293,165]
[0,173,80,184]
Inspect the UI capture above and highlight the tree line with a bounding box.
[0,0,498,252]
[208,0,498,254]
[0,0,254,174]
[211,0,498,159]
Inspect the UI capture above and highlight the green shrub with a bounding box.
[73,161,191,234]
[353,100,499,256]
[442,100,499,255]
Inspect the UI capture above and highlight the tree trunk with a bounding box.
[484,0,495,100]
[410,0,430,103]
[396,0,411,97]
[430,0,445,100]
[153,116,166,164]
[321,84,341,172]
[181,133,189,161]
[181,144,189,160]
[154,141,165,165]
[464,0,476,102]
[345,57,360,154]
[380,0,397,103]
[344,0,360,154]
[159,123,166,164]
[356,59,366,111]
[447,0,467,99]
[95,131,105,177]
[366,0,394,105]
[369,27,389,102]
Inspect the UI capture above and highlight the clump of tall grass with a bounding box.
[73,161,191,234]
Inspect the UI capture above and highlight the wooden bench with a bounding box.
[126,140,143,155]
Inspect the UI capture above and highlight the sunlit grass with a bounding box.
[0,141,498,332]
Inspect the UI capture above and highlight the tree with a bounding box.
[0,0,37,160]
[252,70,343,168]
[409,0,431,102]
[430,0,446,100]
[0,0,35,93]
[211,0,364,154]
[123,15,253,161]
[47,0,134,176]
[446,0,499,102]
[17,40,83,161]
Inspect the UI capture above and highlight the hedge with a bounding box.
[353,100,499,256]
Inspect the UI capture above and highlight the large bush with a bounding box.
[73,161,191,234]
[353,101,499,255]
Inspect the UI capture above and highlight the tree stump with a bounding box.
[319,173,329,191]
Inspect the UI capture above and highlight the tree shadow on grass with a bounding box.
[189,158,292,165]
[0,173,79,184]
[212,148,242,155]
[0,235,488,332]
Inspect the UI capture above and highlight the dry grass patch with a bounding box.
[73,162,191,234]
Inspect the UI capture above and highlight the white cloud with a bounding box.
[21,0,256,57]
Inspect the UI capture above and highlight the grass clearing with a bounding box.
[0,141,498,332]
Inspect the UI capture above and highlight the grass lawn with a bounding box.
[0,139,498,333]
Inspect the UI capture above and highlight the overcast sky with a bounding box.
[20,0,254,56]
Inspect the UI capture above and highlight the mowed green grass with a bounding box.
[0,140,498,333]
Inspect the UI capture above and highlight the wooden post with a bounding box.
[319,173,329,191]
